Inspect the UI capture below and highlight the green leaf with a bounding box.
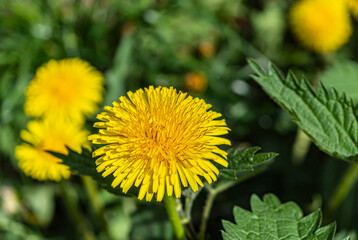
[48,147,97,177]
[335,230,356,240]
[47,147,139,198]
[249,60,358,162]
[221,193,346,240]
[320,60,358,103]
[220,146,278,179]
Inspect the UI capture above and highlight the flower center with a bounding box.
[49,75,80,104]
[38,137,68,163]
[135,114,198,165]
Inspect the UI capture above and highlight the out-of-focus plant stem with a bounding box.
[198,170,261,240]
[163,195,187,240]
[197,186,216,240]
[183,189,201,239]
[59,181,95,240]
[81,176,111,240]
[292,129,311,165]
[326,163,358,219]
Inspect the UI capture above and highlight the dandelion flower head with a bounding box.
[25,58,104,123]
[15,120,90,181]
[89,86,231,201]
[290,0,352,53]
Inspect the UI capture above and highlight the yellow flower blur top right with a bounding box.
[89,86,231,201]
[25,58,104,123]
[290,0,352,53]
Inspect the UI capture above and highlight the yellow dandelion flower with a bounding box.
[15,120,90,181]
[345,0,358,17]
[89,86,230,202]
[25,58,104,123]
[289,0,352,53]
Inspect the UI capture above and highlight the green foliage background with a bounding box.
[1,0,358,239]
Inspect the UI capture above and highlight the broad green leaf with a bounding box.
[320,60,358,103]
[48,147,139,198]
[249,60,358,162]
[220,147,278,179]
[221,193,345,240]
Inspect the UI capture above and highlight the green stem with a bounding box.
[292,129,311,165]
[326,163,358,218]
[81,176,111,239]
[197,188,216,240]
[59,181,96,240]
[198,170,262,240]
[163,195,187,240]
[183,189,201,239]
[184,189,201,224]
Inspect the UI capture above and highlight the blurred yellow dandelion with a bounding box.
[25,58,104,123]
[15,120,90,181]
[89,86,231,201]
[290,0,352,53]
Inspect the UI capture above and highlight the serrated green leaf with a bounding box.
[314,223,336,240]
[220,147,278,179]
[262,193,282,209]
[249,60,358,162]
[222,220,246,239]
[320,60,358,103]
[47,147,139,198]
[221,230,235,240]
[221,193,346,240]
[298,210,322,239]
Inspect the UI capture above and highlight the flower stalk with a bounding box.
[198,170,263,240]
[163,195,187,240]
[326,163,358,218]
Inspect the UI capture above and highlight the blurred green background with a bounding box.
[1,0,358,239]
